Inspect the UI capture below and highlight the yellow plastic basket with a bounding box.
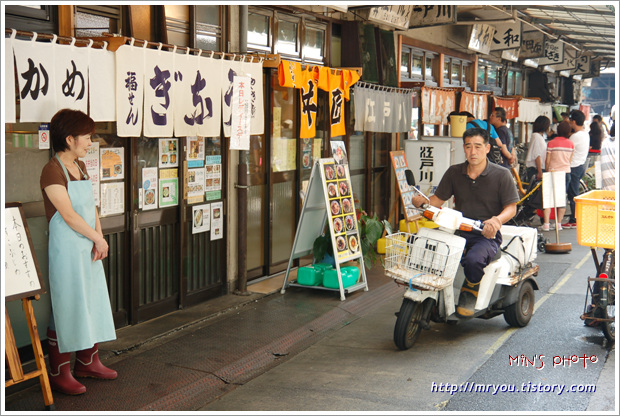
[574,190,615,249]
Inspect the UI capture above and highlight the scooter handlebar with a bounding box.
[420,204,484,233]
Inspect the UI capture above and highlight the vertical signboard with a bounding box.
[468,24,495,55]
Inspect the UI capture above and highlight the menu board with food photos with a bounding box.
[321,159,362,263]
[281,158,368,301]
[390,150,419,222]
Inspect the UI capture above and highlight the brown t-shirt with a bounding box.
[40,157,90,223]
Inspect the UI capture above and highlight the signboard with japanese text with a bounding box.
[230,75,251,150]
[4,203,45,302]
[549,47,577,70]
[81,141,100,206]
[100,147,124,181]
[582,60,601,79]
[490,22,522,51]
[420,87,456,125]
[468,24,495,55]
[100,182,125,217]
[571,55,591,76]
[537,38,564,65]
[410,5,456,27]
[368,5,414,30]
[390,151,418,222]
[520,31,545,59]
[404,140,452,197]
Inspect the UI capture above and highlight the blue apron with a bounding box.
[48,154,116,353]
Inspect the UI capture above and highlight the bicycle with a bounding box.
[574,190,615,343]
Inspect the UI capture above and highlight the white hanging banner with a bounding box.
[229,75,251,150]
[143,47,175,137]
[542,171,567,209]
[198,57,222,137]
[173,51,200,137]
[243,60,265,135]
[221,59,244,137]
[89,44,116,122]
[12,37,57,122]
[5,36,16,123]
[115,43,145,137]
[54,40,89,114]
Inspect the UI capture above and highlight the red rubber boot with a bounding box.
[74,344,117,379]
[47,329,86,395]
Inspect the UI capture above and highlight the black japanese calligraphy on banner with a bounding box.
[490,22,522,51]
[55,41,89,114]
[549,47,577,70]
[115,43,145,137]
[410,5,456,27]
[12,38,57,122]
[4,203,45,302]
[520,31,545,59]
[144,47,174,137]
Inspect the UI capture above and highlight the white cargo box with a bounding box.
[500,225,538,267]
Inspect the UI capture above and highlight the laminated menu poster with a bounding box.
[187,167,205,204]
[142,167,158,210]
[390,150,419,222]
[210,201,223,240]
[320,159,361,263]
[192,203,211,234]
[81,141,100,206]
[186,136,205,168]
[100,147,124,181]
[159,138,179,168]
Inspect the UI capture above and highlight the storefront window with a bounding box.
[515,71,523,95]
[451,61,460,85]
[507,70,515,96]
[412,55,422,78]
[277,19,299,56]
[196,5,222,51]
[425,56,433,80]
[248,12,270,50]
[478,65,486,86]
[304,25,325,62]
[401,50,410,77]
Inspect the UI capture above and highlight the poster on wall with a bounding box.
[330,141,348,165]
[100,182,124,217]
[159,177,178,207]
[159,138,179,168]
[205,155,222,200]
[390,151,419,222]
[187,136,205,168]
[192,203,211,234]
[142,167,158,211]
[210,201,223,240]
[320,159,361,263]
[229,75,251,150]
[100,147,124,181]
[81,141,100,206]
[187,167,205,204]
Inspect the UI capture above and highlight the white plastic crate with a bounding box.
[384,230,465,291]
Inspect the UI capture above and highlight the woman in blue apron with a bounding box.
[40,109,117,395]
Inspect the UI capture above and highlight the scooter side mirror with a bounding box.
[405,169,416,187]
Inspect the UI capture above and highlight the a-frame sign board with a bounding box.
[281,158,368,301]
[5,202,55,410]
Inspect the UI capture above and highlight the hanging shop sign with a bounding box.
[229,75,251,150]
[410,5,456,28]
[520,31,545,59]
[571,55,591,76]
[143,46,175,138]
[492,96,519,120]
[5,36,17,123]
[353,83,413,133]
[490,22,522,51]
[537,38,564,66]
[549,47,577,71]
[501,49,520,62]
[468,24,495,55]
[368,5,414,31]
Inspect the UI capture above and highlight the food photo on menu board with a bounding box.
[159,138,179,168]
[330,141,348,165]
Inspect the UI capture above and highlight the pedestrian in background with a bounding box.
[600,129,616,191]
[562,110,589,229]
[525,115,549,182]
[489,107,516,168]
[40,109,118,395]
[587,119,603,169]
[542,121,574,232]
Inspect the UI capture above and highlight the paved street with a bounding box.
[202,227,616,412]
[4,227,616,413]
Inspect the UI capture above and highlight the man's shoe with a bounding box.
[456,279,479,318]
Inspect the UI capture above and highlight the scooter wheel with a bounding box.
[394,299,424,350]
[504,280,535,327]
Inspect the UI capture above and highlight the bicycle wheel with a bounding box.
[599,251,615,343]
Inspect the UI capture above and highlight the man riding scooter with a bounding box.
[412,127,519,317]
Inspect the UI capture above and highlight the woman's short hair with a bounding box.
[50,109,95,153]
[532,115,550,134]
[556,121,572,138]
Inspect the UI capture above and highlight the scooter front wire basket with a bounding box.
[384,232,464,291]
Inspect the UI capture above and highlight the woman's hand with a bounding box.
[92,236,109,261]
